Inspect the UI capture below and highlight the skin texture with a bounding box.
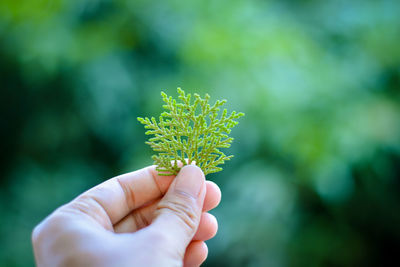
[32,165,221,267]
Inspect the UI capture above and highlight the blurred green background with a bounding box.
[1,0,400,266]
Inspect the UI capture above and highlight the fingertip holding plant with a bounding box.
[138,88,244,176]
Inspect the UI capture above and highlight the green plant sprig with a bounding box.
[138,88,244,176]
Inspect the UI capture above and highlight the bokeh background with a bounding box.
[1,0,400,266]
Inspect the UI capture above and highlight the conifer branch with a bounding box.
[138,88,244,176]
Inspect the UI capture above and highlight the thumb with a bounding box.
[150,165,206,258]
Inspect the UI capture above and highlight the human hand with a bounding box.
[32,165,221,267]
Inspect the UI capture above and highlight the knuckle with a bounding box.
[32,215,61,246]
[68,196,109,227]
[72,195,95,214]
[157,197,199,233]
[32,210,77,246]
[116,176,136,210]
[31,224,42,247]
[32,214,68,258]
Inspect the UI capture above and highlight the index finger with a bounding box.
[70,165,175,226]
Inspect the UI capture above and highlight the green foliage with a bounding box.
[138,88,244,175]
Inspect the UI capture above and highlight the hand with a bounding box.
[32,165,221,267]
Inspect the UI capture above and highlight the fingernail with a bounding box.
[175,165,204,198]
